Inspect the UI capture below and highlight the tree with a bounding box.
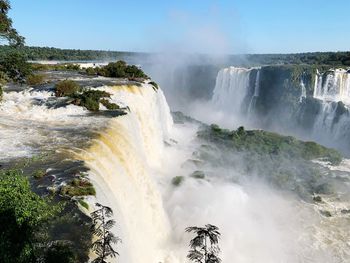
[0,50,31,82]
[91,203,121,263]
[0,0,24,46]
[186,224,221,263]
[0,169,58,263]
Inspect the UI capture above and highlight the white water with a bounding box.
[75,84,177,263]
[212,67,250,113]
[299,79,306,102]
[314,69,350,105]
[248,70,261,114]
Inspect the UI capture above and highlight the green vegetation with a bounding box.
[172,176,185,186]
[196,124,343,199]
[149,81,159,90]
[85,60,149,79]
[244,52,350,67]
[55,80,81,97]
[60,178,96,197]
[0,50,31,83]
[201,125,341,165]
[0,45,139,61]
[91,203,120,263]
[26,73,45,85]
[186,224,221,263]
[54,80,120,111]
[190,170,205,179]
[31,169,46,179]
[0,1,24,47]
[0,170,58,262]
[31,63,80,71]
[100,98,119,110]
[71,89,111,111]
[78,199,89,210]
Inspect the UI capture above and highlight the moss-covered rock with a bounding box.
[32,169,46,179]
[171,176,184,186]
[190,170,205,179]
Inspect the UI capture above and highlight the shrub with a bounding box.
[55,80,81,97]
[0,51,32,83]
[0,86,2,101]
[71,89,111,111]
[60,179,96,197]
[32,169,46,179]
[90,61,149,79]
[85,67,96,75]
[149,81,159,90]
[100,98,119,110]
[27,74,45,85]
[64,64,80,71]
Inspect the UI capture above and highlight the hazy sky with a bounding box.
[10,0,350,54]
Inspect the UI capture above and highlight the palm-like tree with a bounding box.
[91,203,121,263]
[186,224,221,263]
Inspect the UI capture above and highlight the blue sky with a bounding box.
[9,0,350,54]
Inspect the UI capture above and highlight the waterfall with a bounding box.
[299,79,306,102]
[211,67,260,116]
[248,70,261,114]
[212,67,252,114]
[75,84,176,263]
[312,69,350,151]
[313,69,350,104]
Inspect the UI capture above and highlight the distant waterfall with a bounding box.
[299,79,306,102]
[314,69,350,104]
[211,67,260,115]
[248,70,261,114]
[311,69,350,151]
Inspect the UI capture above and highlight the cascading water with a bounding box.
[311,69,350,150]
[299,79,306,102]
[314,69,350,104]
[209,67,261,127]
[74,84,177,263]
[212,67,252,113]
[248,70,261,114]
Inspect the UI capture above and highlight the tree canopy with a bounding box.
[0,0,24,46]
